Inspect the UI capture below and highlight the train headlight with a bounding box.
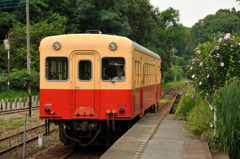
[53,42,61,50]
[119,108,125,114]
[109,42,117,51]
[45,108,50,113]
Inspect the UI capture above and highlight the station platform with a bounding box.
[100,113,216,159]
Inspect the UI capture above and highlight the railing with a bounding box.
[0,96,39,110]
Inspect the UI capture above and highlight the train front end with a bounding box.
[39,34,134,145]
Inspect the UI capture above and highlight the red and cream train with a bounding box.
[39,32,162,146]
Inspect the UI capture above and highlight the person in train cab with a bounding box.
[51,73,59,80]
[83,72,90,80]
[112,69,125,81]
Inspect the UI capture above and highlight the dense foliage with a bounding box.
[184,23,240,157]
[175,85,213,135]
[0,69,39,92]
[0,0,187,76]
[185,9,240,59]
[186,32,240,99]
[216,79,240,158]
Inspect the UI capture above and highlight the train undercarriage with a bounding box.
[53,118,139,147]
[49,105,156,147]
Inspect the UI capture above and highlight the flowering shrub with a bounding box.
[186,32,240,98]
[175,85,213,135]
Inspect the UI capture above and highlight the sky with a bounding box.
[150,0,240,27]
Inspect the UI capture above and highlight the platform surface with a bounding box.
[101,114,216,159]
[100,113,165,159]
[140,114,198,159]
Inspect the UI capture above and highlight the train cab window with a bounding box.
[79,60,92,81]
[46,57,68,81]
[102,57,125,81]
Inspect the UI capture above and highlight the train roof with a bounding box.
[131,41,160,59]
[40,34,161,60]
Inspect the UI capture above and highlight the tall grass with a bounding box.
[187,100,213,135]
[162,79,187,90]
[175,85,199,119]
[175,85,213,135]
[216,79,240,158]
[0,90,39,100]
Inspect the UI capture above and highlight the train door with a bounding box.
[72,52,99,117]
[155,64,157,103]
[140,58,143,115]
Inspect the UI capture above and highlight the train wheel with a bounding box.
[150,105,156,113]
[70,140,78,148]
[59,125,71,145]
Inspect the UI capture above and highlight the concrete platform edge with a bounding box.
[100,114,166,159]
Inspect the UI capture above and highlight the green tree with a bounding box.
[2,13,68,71]
[186,9,240,58]
[74,0,131,36]
[0,0,187,82]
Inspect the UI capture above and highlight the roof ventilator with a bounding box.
[85,30,102,34]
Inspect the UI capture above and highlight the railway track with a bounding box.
[34,144,107,159]
[0,123,56,156]
[0,124,45,143]
[59,149,76,159]
[158,93,177,109]
[0,106,39,115]
[157,87,182,114]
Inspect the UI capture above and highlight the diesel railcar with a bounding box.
[39,32,162,146]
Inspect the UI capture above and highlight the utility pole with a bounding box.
[26,0,31,95]
[172,48,174,66]
[8,33,10,94]
[4,33,10,94]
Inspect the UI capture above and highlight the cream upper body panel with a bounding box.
[40,34,133,90]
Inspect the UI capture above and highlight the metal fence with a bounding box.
[0,96,39,110]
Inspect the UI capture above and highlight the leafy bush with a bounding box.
[174,65,184,81]
[175,85,213,135]
[187,100,213,135]
[175,85,199,119]
[186,32,240,100]
[164,65,184,83]
[174,56,187,70]
[162,79,187,89]
[164,67,175,83]
[216,79,240,158]
[0,69,39,93]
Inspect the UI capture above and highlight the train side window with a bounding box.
[45,57,68,81]
[79,60,92,81]
[102,57,125,81]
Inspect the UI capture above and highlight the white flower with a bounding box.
[192,74,195,78]
[199,82,202,85]
[200,62,203,66]
[190,66,193,70]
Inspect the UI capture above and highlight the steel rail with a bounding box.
[0,106,39,115]
[59,150,76,159]
[0,129,55,155]
[0,123,45,142]
[158,93,177,111]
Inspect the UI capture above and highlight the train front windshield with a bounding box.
[102,57,125,82]
[45,57,68,81]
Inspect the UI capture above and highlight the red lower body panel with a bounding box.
[40,84,161,120]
